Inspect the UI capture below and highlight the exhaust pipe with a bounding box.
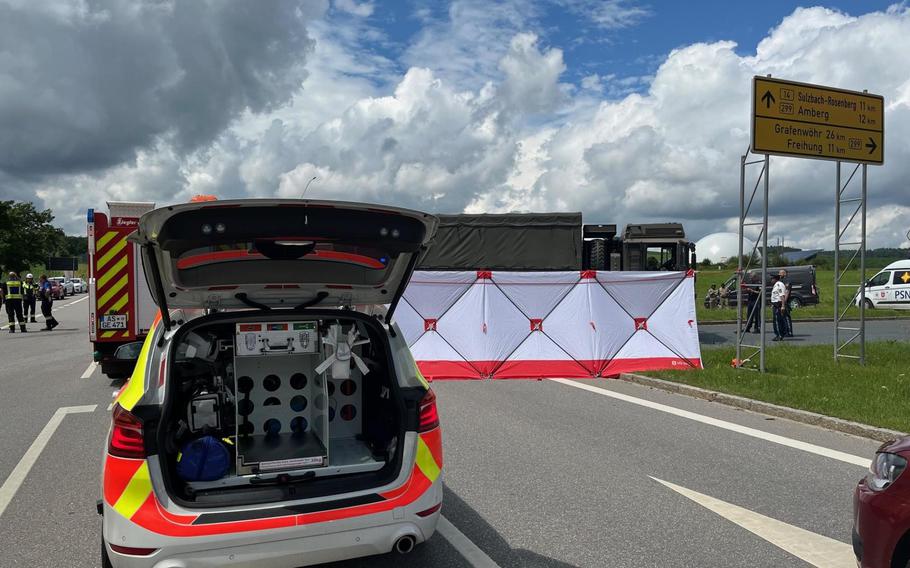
[394,535,416,555]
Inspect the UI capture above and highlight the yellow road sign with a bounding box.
[752,76,884,165]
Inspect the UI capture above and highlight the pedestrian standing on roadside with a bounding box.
[778,269,794,337]
[770,273,787,341]
[23,273,38,323]
[37,274,59,331]
[742,278,761,333]
[2,271,27,333]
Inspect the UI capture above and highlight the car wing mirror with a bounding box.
[113,341,145,375]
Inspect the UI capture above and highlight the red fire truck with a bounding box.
[87,201,157,378]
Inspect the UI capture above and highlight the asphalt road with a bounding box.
[699,317,910,346]
[0,297,885,567]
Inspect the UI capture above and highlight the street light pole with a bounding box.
[300,176,317,198]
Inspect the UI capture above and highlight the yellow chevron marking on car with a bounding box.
[101,331,116,339]
[415,437,441,483]
[410,354,430,389]
[96,230,118,251]
[97,255,128,289]
[98,274,129,309]
[112,461,152,520]
[116,323,157,411]
[97,237,127,270]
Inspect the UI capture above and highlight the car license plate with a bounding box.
[100,315,127,330]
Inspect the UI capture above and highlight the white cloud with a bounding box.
[402,0,537,91]
[334,0,374,18]
[553,0,650,30]
[6,3,910,254]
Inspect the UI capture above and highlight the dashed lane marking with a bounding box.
[0,405,97,518]
[552,379,871,468]
[81,361,98,379]
[652,477,855,568]
[438,516,502,568]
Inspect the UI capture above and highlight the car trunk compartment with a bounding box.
[159,311,405,506]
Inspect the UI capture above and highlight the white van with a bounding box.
[856,260,910,310]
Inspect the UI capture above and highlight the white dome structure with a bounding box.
[695,232,755,264]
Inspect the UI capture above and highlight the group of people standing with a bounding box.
[0,271,60,333]
[742,269,793,341]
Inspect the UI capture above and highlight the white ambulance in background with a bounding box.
[856,259,910,310]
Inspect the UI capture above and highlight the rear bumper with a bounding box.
[105,514,439,568]
[103,475,443,568]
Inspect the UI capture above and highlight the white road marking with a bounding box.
[438,516,502,568]
[0,405,97,518]
[1,315,43,330]
[552,379,871,468]
[81,361,98,379]
[652,477,855,568]
[62,296,88,307]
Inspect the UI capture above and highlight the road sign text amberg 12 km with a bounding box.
[752,76,884,165]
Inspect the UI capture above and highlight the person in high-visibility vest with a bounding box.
[37,275,59,331]
[2,271,27,333]
[22,273,38,324]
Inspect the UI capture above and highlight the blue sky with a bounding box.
[334,1,898,94]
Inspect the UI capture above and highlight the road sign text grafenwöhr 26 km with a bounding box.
[752,76,884,165]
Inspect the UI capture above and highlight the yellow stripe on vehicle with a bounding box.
[97,256,128,289]
[415,437,441,483]
[101,331,116,339]
[98,274,129,309]
[97,237,127,270]
[112,461,153,520]
[96,230,118,251]
[116,323,157,411]
[410,353,430,390]
[109,292,129,313]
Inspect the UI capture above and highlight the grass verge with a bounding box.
[649,341,910,432]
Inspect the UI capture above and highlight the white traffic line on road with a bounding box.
[652,477,855,568]
[81,361,98,379]
[553,379,871,468]
[0,405,97,518]
[1,315,43,330]
[437,516,502,568]
[1,293,85,329]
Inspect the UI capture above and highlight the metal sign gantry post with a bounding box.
[834,162,867,364]
[745,76,882,371]
[736,149,770,372]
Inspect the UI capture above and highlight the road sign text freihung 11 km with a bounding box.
[752,76,884,165]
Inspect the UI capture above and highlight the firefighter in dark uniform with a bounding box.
[23,273,38,323]
[38,275,59,331]
[2,271,27,333]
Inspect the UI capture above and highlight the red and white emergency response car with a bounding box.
[100,199,443,567]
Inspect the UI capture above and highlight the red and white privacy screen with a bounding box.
[396,270,702,380]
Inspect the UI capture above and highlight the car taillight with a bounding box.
[418,389,439,432]
[416,502,442,517]
[108,404,146,459]
[812,284,817,295]
[109,544,158,556]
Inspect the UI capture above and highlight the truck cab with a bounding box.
[583,223,695,271]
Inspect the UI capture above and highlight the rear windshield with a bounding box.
[173,240,397,289]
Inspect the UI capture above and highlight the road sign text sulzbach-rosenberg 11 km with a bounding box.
[752,76,884,165]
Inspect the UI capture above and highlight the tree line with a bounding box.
[0,201,87,275]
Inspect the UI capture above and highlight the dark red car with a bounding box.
[853,437,910,567]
